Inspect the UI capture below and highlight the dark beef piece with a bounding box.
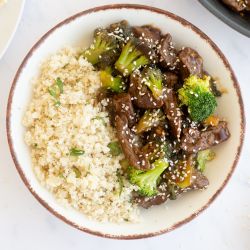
[178,47,203,80]
[158,34,178,69]
[134,168,209,208]
[129,72,164,109]
[132,25,162,63]
[181,121,230,153]
[132,25,161,46]
[221,0,246,12]
[190,168,209,189]
[163,88,183,139]
[113,93,137,128]
[163,72,179,89]
[136,40,158,63]
[115,115,150,169]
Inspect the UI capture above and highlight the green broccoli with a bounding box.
[135,109,165,134]
[82,28,118,65]
[129,158,169,197]
[100,68,125,93]
[197,149,215,172]
[178,75,217,122]
[115,40,149,76]
[143,67,163,99]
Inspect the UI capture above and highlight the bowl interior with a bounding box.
[8,6,244,238]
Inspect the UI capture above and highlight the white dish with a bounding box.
[0,0,25,59]
[6,4,245,239]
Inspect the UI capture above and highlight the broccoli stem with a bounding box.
[144,68,163,99]
[115,41,149,76]
[100,69,124,93]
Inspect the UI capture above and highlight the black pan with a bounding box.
[199,0,250,37]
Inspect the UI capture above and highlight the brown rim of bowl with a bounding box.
[6,4,245,240]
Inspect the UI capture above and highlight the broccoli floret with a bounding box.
[100,67,125,93]
[115,40,149,76]
[135,109,165,134]
[197,149,215,172]
[82,28,118,65]
[143,67,163,99]
[129,158,169,197]
[178,75,217,122]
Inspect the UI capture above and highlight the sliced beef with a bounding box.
[163,72,179,89]
[158,34,178,69]
[221,0,247,12]
[132,25,161,47]
[129,71,164,109]
[115,115,150,169]
[163,88,183,139]
[181,121,230,153]
[113,93,137,128]
[178,47,203,80]
[132,25,162,63]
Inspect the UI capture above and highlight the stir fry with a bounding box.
[81,20,230,208]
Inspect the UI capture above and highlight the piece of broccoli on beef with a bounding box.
[178,75,217,122]
[129,158,169,197]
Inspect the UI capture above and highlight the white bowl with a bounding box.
[0,0,26,59]
[6,4,245,239]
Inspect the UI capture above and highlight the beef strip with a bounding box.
[163,72,179,89]
[221,0,247,12]
[158,33,178,69]
[163,88,183,139]
[181,121,230,153]
[134,167,209,208]
[113,93,137,128]
[178,47,203,80]
[115,115,150,169]
[129,71,164,109]
[132,25,162,63]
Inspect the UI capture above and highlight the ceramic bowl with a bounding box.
[6,4,245,239]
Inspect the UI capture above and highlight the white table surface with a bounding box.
[0,0,249,249]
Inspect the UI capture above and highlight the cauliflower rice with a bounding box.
[23,47,139,223]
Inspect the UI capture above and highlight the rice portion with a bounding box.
[23,47,139,223]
